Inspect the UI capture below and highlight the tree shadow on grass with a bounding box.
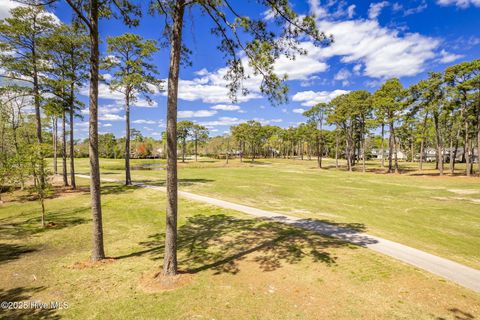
[436,308,476,320]
[138,179,214,187]
[117,214,365,275]
[100,184,137,195]
[0,286,61,319]
[0,207,89,241]
[0,243,37,265]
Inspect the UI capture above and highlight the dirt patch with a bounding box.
[448,189,479,195]
[68,258,116,270]
[138,270,194,293]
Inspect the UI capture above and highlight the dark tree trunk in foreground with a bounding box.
[125,94,132,185]
[88,0,105,262]
[380,123,385,168]
[164,0,185,276]
[33,43,45,189]
[53,116,58,175]
[62,110,69,186]
[69,98,76,189]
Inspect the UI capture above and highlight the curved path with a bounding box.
[77,174,480,292]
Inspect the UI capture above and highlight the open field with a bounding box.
[1,177,479,319]
[69,157,480,269]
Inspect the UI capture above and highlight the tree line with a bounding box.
[225,60,479,176]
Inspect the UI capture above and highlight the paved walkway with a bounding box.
[76,174,480,292]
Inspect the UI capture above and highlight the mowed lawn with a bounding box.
[72,157,480,269]
[1,178,479,319]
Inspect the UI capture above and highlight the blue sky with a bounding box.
[2,0,479,139]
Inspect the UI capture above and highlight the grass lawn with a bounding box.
[1,177,479,319]
[70,157,480,269]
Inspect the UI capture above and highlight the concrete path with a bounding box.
[76,174,480,292]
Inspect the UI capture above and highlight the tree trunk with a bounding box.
[163,0,185,276]
[465,122,471,177]
[419,113,428,171]
[32,41,45,189]
[380,123,385,168]
[62,110,69,186]
[53,116,58,175]
[69,101,76,189]
[388,121,393,173]
[194,135,198,162]
[88,0,105,262]
[335,127,339,168]
[477,112,480,176]
[433,113,444,176]
[182,139,186,163]
[125,95,132,185]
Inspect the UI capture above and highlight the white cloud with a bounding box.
[293,108,306,114]
[99,114,125,121]
[133,119,156,124]
[292,89,349,107]
[315,19,439,78]
[334,69,351,81]
[103,123,112,127]
[436,0,480,8]
[200,117,244,127]
[80,83,158,108]
[438,49,464,63]
[178,110,217,118]
[347,5,356,18]
[210,104,241,111]
[253,118,283,125]
[368,2,389,20]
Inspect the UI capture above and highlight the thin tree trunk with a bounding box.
[380,123,385,168]
[62,110,69,186]
[465,121,471,177]
[434,113,444,176]
[125,95,132,185]
[32,39,45,189]
[53,116,58,175]
[477,112,480,175]
[194,135,198,162]
[69,103,76,189]
[163,0,185,276]
[388,121,393,173]
[335,127,339,168]
[419,112,428,171]
[88,0,105,262]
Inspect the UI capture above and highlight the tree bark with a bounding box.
[434,113,444,176]
[32,31,45,189]
[335,126,339,168]
[53,116,58,175]
[88,0,105,262]
[69,93,76,189]
[163,0,185,276]
[465,121,471,177]
[194,135,198,162]
[125,94,132,185]
[380,123,385,168]
[62,110,69,186]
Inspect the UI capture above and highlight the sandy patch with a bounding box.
[138,271,194,293]
[448,189,479,195]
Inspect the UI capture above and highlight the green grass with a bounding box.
[70,157,480,269]
[1,178,479,319]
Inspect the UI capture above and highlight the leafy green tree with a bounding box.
[0,5,57,190]
[44,23,89,190]
[104,33,161,185]
[177,120,193,162]
[191,124,209,161]
[303,102,328,167]
[231,123,248,162]
[372,78,405,173]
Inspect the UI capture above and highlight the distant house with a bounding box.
[371,149,407,160]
